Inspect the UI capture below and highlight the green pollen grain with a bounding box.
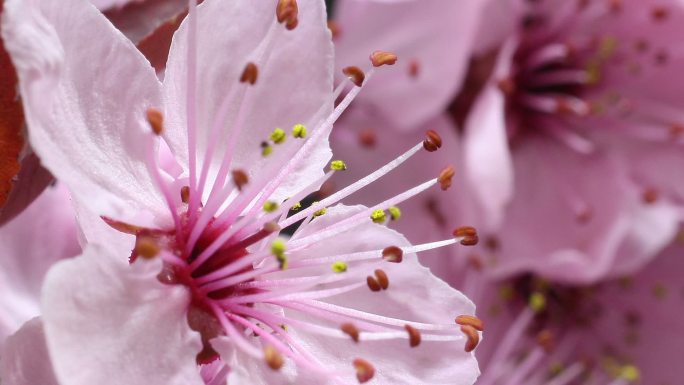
[331,261,348,273]
[388,206,401,221]
[292,124,307,138]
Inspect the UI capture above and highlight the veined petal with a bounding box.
[1,0,167,226]
[163,0,334,203]
[41,244,204,385]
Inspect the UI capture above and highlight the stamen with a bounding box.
[455,314,484,331]
[292,123,307,138]
[327,20,341,39]
[460,325,480,352]
[180,186,190,203]
[341,323,360,342]
[276,0,298,30]
[342,66,365,87]
[438,166,455,191]
[381,246,403,263]
[388,206,401,221]
[374,269,389,290]
[270,128,287,144]
[231,170,249,191]
[423,130,442,152]
[135,236,160,259]
[408,59,420,78]
[366,276,382,292]
[330,160,347,171]
[146,108,164,135]
[263,201,279,213]
[353,358,375,383]
[370,209,386,224]
[453,226,479,246]
[263,345,284,371]
[404,324,421,347]
[239,62,258,85]
[331,261,348,273]
[370,50,398,67]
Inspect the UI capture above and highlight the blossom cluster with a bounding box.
[0,0,681,384]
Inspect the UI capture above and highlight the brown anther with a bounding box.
[576,207,593,224]
[651,6,669,22]
[263,346,284,370]
[341,323,360,342]
[460,235,479,246]
[453,226,479,246]
[438,165,455,191]
[423,130,442,152]
[135,236,159,259]
[146,108,164,135]
[642,188,659,204]
[460,325,480,352]
[240,62,258,85]
[358,129,377,148]
[455,314,484,331]
[536,330,555,352]
[404,324,421,347]
[276,0,298,22]
[453,226,477,238]
[555,97,573,115]
[180,186,190,204]
[669,123,684,139]
[467,255,484,271]
[366,276,382,292]
[374,269,389,290]
[327,20,341,39]
[232,169,249,191]
[408,59,420,78]
[370,50,398,67]
[276,0,298,30]
[497,77,516,95]
[609,0,622,13]
[382,246,403,263]
[353,358,375,383]
[343,66,366,87]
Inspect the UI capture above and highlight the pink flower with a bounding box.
[459,0,684,282]
[0,184,80,343]
[1,0,481,383]
[462,238,684,385]
[331,0,486,130]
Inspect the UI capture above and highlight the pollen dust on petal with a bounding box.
[0,1,25,211]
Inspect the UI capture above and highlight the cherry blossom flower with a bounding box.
[460,237,684,385]
[1,0,482,383]
[0,184,80,343]
[459,0,684,282]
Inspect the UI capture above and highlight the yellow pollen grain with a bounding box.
[331,261,348,273]
[529,292,546,313]
[263,201,279,213]
[312,202,327,217]
[330,160,347,171]
[618,365,640,382]
[292,123,307,138]
[388,206,401,221]
[270,128,287,144]
[261,143,273,157]
[291,201,302,211]
[370,209,386,224]
[271,239,286,259]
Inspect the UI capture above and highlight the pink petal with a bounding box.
[163,0,334,203]
[485,136,676,283]
[334,0,485,130]
[1,0,167,226]
[1,318,59,385]
[41,244,204,385]
[461,41,517,230]
[0,184,80,341]
[285,205,480,384]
